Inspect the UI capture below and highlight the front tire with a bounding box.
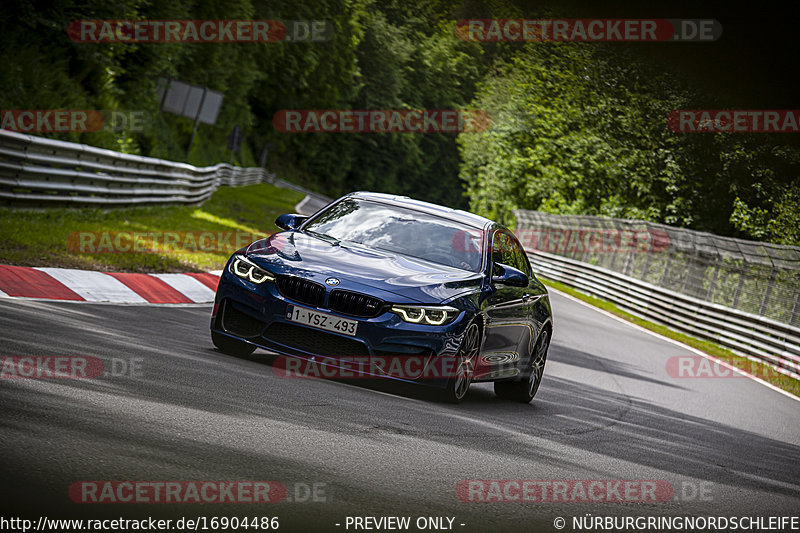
[442,322,480,404]
[494,329,549,403]
[211,330,256,357]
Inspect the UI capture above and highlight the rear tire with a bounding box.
[442,322,480,404]
[494,329,549,403]
[211,330,256,357]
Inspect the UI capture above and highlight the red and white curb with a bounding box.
[0,265,221,304]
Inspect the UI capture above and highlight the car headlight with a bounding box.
[390,305,459,326]
[231,255,275,284]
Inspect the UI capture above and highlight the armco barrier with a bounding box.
[514,210,800,328]
[528,249,800,380]
[0,129,275,206]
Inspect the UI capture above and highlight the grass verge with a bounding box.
[541,277,800,398]
[0,184,305,273]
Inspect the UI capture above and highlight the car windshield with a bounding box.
[303,198,485,272]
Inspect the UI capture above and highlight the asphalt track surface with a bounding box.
[1,291,798,532]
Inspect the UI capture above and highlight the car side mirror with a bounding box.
[492,263,529,287]
[275,213,309,231]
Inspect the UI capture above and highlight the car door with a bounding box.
[478,230,536,380]
[509,233,545,370]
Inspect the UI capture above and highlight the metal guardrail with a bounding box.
[283,179,332,216]
[0,129,274,206]
[515,210,800,328]
[529,250,800,380]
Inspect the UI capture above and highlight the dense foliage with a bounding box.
[0,0,488,208]
[1,0,797,243]
[458,43,800,242]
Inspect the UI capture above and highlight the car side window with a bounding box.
[492,231,524,275]
[492,231,532,277]
[510,235,531,276]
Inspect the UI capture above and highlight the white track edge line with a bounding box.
[0,294,211,307]
[294,195,311,214]
[548,286,800,403]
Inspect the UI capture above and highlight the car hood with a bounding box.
[244,231,483,303]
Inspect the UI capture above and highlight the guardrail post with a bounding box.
[658,248,673,286]
[641,243,654,282]
[706,263,720,302]
[732,263,748,309]
[759,268,778,316]
[791,290,800,327]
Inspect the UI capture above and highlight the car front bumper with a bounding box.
[210,269,473,385]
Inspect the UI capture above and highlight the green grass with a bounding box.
[0,184,305,273]
[541,277,800,398]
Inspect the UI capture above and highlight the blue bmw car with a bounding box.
[210,192,553,403]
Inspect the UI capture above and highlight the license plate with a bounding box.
[286,305,358,336]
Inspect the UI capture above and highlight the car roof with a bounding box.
[345,191,497,230]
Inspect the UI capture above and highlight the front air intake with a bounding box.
[276,275,326,307]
